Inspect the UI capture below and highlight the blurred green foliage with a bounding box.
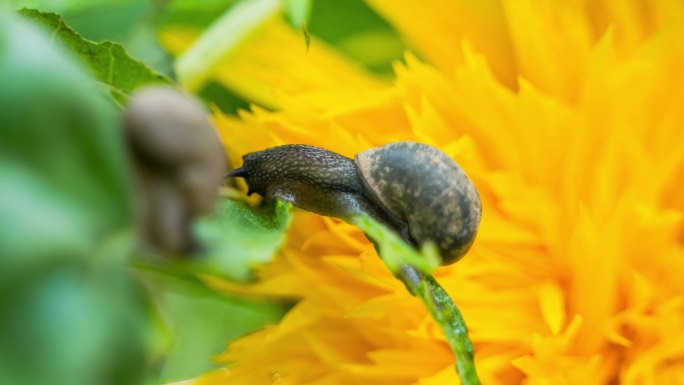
[0,9,133,280]
[9,0,408,110]
[1,1,411,384]
[158,0,238,29]
[9,0,175,75]
[308,0,405,75]
[142,270,287,381]
[0,6,289,385]
[194,199,292,282]
[197,80,251,114]
[0,10,156,385]
[20,9,170,105]
[284,0,311,29]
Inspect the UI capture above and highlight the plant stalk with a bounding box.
[348,215,481,384]
[396,264,481,385]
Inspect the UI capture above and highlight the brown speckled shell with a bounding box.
[355,142,481,264]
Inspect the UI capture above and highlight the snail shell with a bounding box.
[124,86,227,255]
[355,142,481,264]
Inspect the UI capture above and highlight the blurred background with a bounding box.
[0,0,408,384]
[4,1,684,385]
[9,0,407,110]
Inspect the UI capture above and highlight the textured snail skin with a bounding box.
[356,142,481,264]
[231,145,409,237]
[231,142,481,265]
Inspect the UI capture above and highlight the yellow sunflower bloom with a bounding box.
[164,0,684,384]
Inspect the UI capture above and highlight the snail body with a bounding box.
[230,142,481,265]
[233,144,362,207]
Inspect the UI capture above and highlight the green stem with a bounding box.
[349,215,480,384]
[396,264,481,385]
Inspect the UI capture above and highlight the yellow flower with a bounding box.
[163,1,684,384]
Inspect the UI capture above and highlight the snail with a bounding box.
[124,86,227,255]
[229,142,481,265]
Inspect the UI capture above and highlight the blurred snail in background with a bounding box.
[124,86,226,255]
[229,142,481,265]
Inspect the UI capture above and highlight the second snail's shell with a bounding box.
[355,142,481,264]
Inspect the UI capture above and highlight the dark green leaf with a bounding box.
[157,0,238,29]
[62,2,175,76]
[193,199,293,281]
[19,8,170,102]
[197,81,251,115]
[12,0,174,76]
[307,0,406,74]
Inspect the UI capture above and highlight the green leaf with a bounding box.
[8,0,131,13]
[141,269,287,381]
[0,263,160,385]
[19,8,170,103]
[352,216,440,274]
[157,0,239,29]
[12,0,174,76]
[284,0,311,29]
[197,80,251,115]
[307,0,406,75]
[0,10,161,385]
[192,199,292,281]
[61,1,175,76]
[0,9,135,274]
